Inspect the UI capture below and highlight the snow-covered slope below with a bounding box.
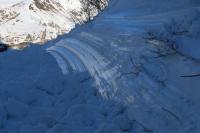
[0,0,107,48]
[46,0,200,132]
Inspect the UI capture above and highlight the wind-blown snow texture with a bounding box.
[0,0,200,133]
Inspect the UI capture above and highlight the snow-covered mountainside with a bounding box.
[0,0,107,48]
[0,0,200,133]
[45,0,200,132]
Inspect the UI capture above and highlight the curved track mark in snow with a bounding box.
[47,38,120,98]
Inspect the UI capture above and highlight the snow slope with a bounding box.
[46,0,200,132]
[0,0,200,133]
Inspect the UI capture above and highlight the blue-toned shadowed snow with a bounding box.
[1,0,200,133]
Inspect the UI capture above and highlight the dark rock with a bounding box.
[0,44,8,52]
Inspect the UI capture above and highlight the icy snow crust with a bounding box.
[1,0,200,133]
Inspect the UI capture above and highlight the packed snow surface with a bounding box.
[0,0,200,133]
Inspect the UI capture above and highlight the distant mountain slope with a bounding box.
[0,0,107,48]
